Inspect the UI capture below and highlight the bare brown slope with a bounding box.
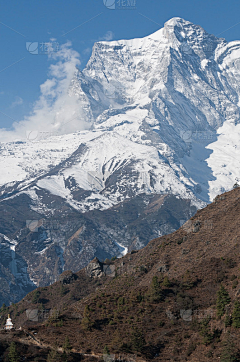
[1,187,240,361]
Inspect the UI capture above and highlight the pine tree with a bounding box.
[199,317,214,345]
[162,276,171,287]
[47,349,61,362]
[131,328,146,352]
[216,285,231,317]
[148,276,164,302]
[32,290,40,304]
[50,308,59,322]
[220,331,238,362]
[8,342,19,362]
[225,313,232,327]
[110,329,122,350]
[0,303,6,312]
[232,301,240,328]
[81,305,93,330]
[103,345,110,355]
[63,336,72,354]
[181,270,194,289]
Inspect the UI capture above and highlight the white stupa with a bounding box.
[5,314,14,330]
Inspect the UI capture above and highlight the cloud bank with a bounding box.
[0,42,91,143]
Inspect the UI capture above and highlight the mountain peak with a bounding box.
[164,17,193,28]
[146,17,209,45]
[163,16,206,39]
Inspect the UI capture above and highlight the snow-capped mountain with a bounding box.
[0,17,240,304]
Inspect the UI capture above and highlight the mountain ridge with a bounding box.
[0,17,240,305]
[0,186,240,361]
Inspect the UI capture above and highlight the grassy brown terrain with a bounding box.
[1,187,240,361]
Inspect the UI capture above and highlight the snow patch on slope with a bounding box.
[206,122,240,200]
[114,241,128,257]
[37,175,71,199]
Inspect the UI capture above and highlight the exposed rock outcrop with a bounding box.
[58,271,78,285]
[86,258,103,279]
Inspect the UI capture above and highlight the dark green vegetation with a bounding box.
[0,187,240,361]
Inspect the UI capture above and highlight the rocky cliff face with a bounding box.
[0,233,35,305]
[0,191,196,306]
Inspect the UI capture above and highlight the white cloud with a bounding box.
[100,31,114,41]
[10,96,23,108]
[0,41,91,142]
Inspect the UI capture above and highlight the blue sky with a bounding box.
[1,0,240,130]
